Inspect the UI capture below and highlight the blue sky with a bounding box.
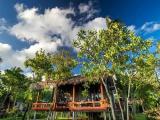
[0,0,160,74]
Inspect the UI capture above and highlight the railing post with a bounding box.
[72,85,76,120]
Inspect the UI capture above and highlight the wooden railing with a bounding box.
[32,100,109,111]
[32,102,69,111]
[32,103,53,111]
[69,99,109,111]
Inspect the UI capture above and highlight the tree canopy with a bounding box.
[73,18,159,120]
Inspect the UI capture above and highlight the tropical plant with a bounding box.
[0,67,31,113]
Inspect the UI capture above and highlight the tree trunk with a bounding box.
[33,111,36,120]
[103,112,107,120]
[0,93,10,109]
[7,99,10,113]
[22,102,30,120]
[52,87,57,120]
[13,95,17,107]
[126,78,131,120]
[101,78,116,120]
[112,76,125,120]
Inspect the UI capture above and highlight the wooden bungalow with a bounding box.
[31,76,110,112]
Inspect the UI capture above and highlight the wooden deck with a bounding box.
[32,100,109,112]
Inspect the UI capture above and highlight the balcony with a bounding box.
[69,99,109,112]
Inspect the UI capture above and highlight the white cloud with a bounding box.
[10,4,74,44]
[78,1,98,20]
[126,22,160,34]
[0,43,12,53]
[127,25,136,32]
[84,17,106,30]
[21,40,61,57]
[0,3,106,70]
[0,43,14,69]
[141,22,160,33]
[0,18,8,34]
[14,3,24,12]
[79,3,90,14]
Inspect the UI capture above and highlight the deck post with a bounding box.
[72,85,76,120]
[33,111,36,120]
[72,84,75,105]
[73,85,75,101]
[103,112,107,120]
[72,111,75,120]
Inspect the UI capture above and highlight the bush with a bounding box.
[145,108,160,120]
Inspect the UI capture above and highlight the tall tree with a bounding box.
[73,17,156,120]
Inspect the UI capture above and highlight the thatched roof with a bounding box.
[31,75,91,90]
[31,75,112,90]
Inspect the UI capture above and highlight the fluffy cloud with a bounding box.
[141,22,160,33]
[78,1,98,20]
[0,3,106,70]
[10,4,74,44]
[0,43,22,69]
[84,17,106,30]
[127,21,160,34]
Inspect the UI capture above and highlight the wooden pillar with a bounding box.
[73,85,75,102]
[100,83,104,100]
[72,111,75,120]
[33,111,36,120]
[72,85,76,120]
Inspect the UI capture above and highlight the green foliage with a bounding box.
[25,49,76,81]
[25,49,53,81]
[0,67,31,108]
[51,50,77,80]
[41,87,52,102]
[73,18,155,79]
[0,67,30,98]
[81,82,90,97]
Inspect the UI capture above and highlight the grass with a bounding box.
[134,113,147,120]
[0,117,21,120]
